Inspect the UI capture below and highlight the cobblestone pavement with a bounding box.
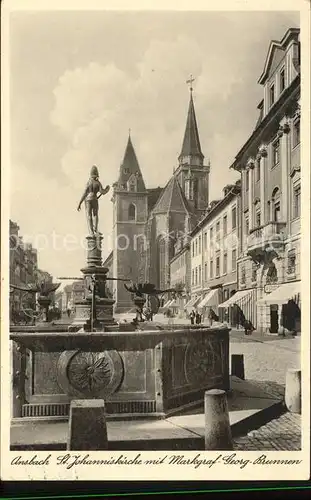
[234,412,301,451]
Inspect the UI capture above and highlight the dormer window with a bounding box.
[280,67,286,93]
[269,83,275,107]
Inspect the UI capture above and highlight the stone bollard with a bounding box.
[285,369,301,414]
[67,399,108,450]
[204,389,233,450]
[231,354,245,380]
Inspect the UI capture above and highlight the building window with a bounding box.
[272,188,281,222]
[216,221,220,240]
[223,252,227,274]
[245,170,249,191]
[204,262,207,281]
[280,67,286,93]
[199,265,201,284]
[266,263,278,284]
[272,138,280,166]
[192,242,195,257]
[128,203,136,221]
[204,232,207,250]
[195,239,198,256]
[269,83,275,107]
[293,184,301,219]
[223,215,227,236]
[210,259,214,279]
[192,269,194,285]
[198,235,201,254]
[241,267,246,285]
[287,249,296,274]
[252,263,257,283]
[293,120,300,148]
[216,254,220,277]
[232,207,237,229]
[256,210,261,227]
[195,267,198,285]
[256,159,261,182]
[232,249,237,271]
[210,227,213,241]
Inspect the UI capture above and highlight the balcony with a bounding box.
[247,221,287,262]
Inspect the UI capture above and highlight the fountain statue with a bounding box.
[77,165,110,236]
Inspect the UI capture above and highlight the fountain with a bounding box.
[10,166,230,444]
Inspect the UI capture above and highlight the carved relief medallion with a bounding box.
[185,341,222,385]
[57,350,123,398]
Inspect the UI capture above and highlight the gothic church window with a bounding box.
[128,203,136,221]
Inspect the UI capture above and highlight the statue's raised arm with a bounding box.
[77,165,110,235]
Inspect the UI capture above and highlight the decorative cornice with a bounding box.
[246,157,255,170]
[258,145,268,158]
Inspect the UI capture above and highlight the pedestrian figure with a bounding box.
[166,308,174,328]
[190,309,195,325]
[195,311,201,325]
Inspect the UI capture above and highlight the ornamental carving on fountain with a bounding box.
[185,341,222,386]
[56,349,124,398]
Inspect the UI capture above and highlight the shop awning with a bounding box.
[197,289,218,309]
[258,282,300,306]
[218,289,253,308]
[185,296,201,310]
[163,300,171,309]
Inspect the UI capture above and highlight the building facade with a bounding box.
[228,28,301,333]
[111,90,209,312]
[187,182,241,322]
[169,242,191,314]
[9,220,38,319]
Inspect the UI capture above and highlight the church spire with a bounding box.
[179,80,204,165]
[117,133,146,192]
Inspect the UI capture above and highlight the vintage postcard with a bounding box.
[1,0,310,483]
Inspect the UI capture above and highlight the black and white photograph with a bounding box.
[1,0,310,482]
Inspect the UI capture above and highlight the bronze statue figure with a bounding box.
[77,165,110,235]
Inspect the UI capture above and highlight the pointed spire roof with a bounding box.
[117,134,146,191]
[152,176,192,215]
[179,92,204,161]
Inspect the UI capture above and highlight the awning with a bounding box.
[163,300,171,308]
[218,289,253,308]
[185,296,201,310]
[258,282,300,306]
[197,289,219,309]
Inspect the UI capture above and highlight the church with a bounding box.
[110,89,210,312]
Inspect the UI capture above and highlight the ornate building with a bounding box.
[111,89,210,312]
[224,28,301,334]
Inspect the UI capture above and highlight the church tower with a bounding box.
[175,83,210,213]
[112,133,148,312]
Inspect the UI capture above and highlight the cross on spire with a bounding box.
[186,74,195,93]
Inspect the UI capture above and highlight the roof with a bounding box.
[117,135,146,191]
[147,187,163,212]
[152,175,192,215]
[258,28,300,85]
[179,93,204,161]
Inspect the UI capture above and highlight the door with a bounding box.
[270,304,279,333]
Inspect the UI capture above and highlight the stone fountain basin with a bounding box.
[10,326,230,419]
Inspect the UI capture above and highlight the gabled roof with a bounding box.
[152,175,192,215]
[179,93,204,161]
[258,28,300,85]
[117,135,146,191]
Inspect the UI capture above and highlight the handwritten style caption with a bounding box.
[11,453,302,471]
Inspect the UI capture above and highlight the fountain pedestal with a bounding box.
[69,233,117,331]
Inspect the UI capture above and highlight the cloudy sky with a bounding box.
[9,9,299,279]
